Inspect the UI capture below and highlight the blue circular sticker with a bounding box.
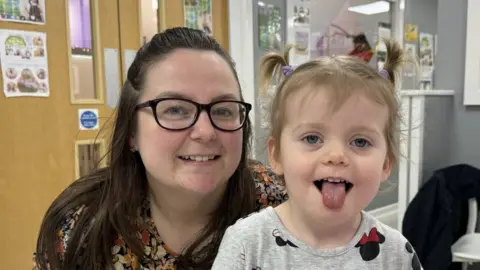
[80,111,98,129]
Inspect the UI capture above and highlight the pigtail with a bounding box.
[283,45,293,65]
[382,38,416,86]
[259,45,292,95]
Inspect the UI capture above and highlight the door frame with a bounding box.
[228,0,256,159]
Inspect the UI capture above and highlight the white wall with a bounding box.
[228,0,257,158]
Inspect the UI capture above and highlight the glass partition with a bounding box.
[286,0,392,70]
[252,0,397,212]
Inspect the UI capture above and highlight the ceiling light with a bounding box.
[258,1,265,7]
[348,1,390,15]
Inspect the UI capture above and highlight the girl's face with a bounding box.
[268,88,391,224]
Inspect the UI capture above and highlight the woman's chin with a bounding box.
[182,177,227,196]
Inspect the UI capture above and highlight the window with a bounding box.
[74,140,106,179]
[286,0,392,71]
[67,0,102,103]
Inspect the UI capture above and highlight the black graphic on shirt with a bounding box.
[272,229,298,248]
[355,227,385,261]
[405,242,421,270]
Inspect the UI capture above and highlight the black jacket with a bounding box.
[402,164,480,270]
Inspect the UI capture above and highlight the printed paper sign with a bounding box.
[0,29,49,98]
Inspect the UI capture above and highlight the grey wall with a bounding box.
[402,0,438,89]
[402,0,453,183]
[404,0,438,42]
[435,0,480,169]
[418,0,480,184]
[415,1,479,267]
[421,97,454,183]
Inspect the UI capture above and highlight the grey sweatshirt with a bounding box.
[212,207,422,270]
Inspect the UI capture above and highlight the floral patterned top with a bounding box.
[33,161,287,270]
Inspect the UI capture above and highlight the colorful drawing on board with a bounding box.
[291,0,310,26]
[184,0,212,36]
[419,32,434,83]
[0,0,45,24]
[405,24,418,42]
[404,43,417,77]
[0,29,49,98]
[295,29,309,55]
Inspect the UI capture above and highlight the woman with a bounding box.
[34,27,287,269]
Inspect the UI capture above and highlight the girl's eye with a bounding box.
[303,135,321,145]
[351,138,371,148]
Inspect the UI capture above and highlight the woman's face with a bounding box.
[134,49,244,196]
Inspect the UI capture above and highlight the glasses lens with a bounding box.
[210,101,247,130]
[156,99,197,129]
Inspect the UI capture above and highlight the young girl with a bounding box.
[212,39,423,270]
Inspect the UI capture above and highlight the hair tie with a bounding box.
[379,69,390,80]
[281,65,295,77]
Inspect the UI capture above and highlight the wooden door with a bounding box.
[158,0,230,51]
[0,0,140,268]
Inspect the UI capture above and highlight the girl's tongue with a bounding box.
[321,182,347,209]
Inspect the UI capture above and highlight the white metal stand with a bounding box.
[397,89,455,230]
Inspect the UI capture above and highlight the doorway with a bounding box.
[0,1,140,268]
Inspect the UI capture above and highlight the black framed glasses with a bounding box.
[135,98,252,132]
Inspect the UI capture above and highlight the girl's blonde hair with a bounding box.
[259,38,412,167]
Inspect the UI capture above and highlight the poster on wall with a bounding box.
[0,29,49,98]
[258,3,282,51]
[0,0,45,24]
[289,0,310,27]
[419,32,434,85]
[405,24,418,42]
[295,28,309,55]
[286,0,311,59]
[183,0,212,36]
[404,43,417,77]
[290,27,310,65]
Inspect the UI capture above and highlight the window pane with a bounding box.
[68,0,97,100]
[286,0,392,71]
[77,143,100,178]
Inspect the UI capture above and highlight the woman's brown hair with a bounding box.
[35,27,255,269]
[260,39,413,168]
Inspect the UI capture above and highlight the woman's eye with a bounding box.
[303,135,321,145]
[165,106,188,115]
[212,108,233,117]
[351,138,370,148]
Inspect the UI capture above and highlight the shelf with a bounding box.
[399,89,455,96]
